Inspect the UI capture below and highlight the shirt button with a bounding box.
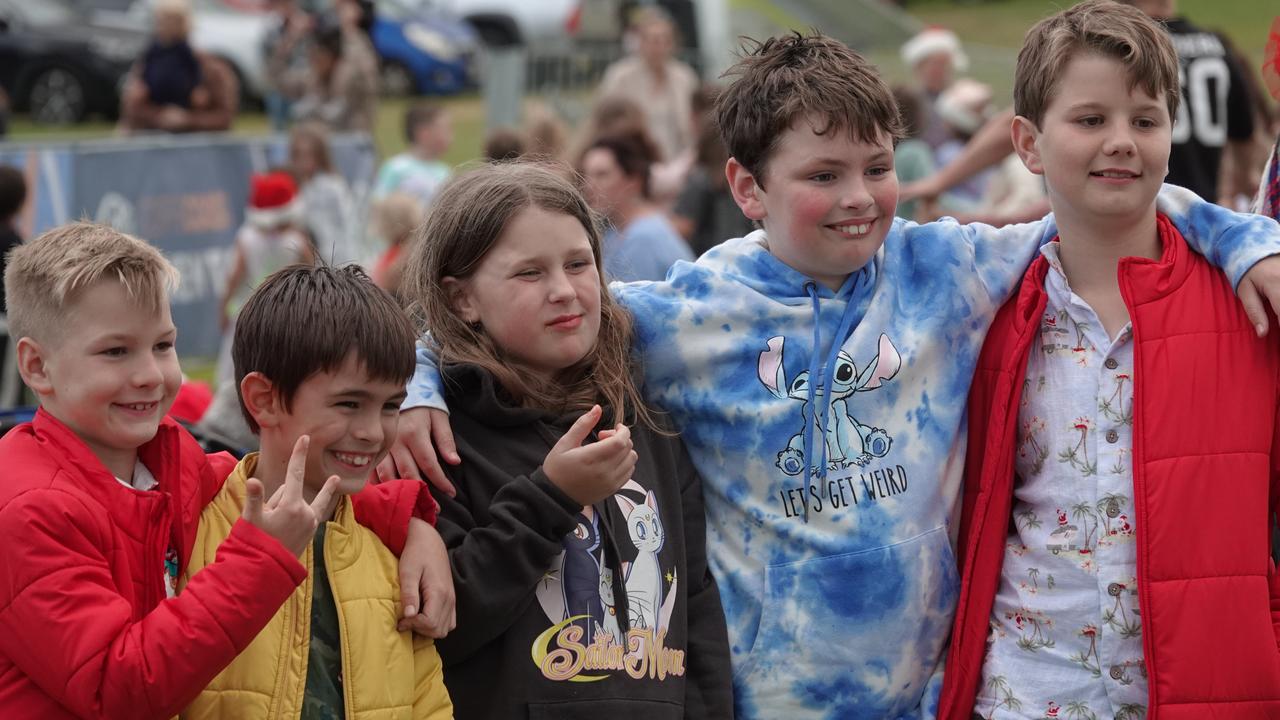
[1105,358,1118,370]
[1106,429,1119,443]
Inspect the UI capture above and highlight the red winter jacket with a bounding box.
[940,216,1280,719]
[0,410,433,719]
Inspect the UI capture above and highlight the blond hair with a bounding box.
[401,161,663,431]
[5,221,178,344]
[372,192,424,244]
[1015,0,1180,128]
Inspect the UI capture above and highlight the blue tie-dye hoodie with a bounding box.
[405,185,1280,719]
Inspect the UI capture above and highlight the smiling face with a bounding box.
[273,352,406,498]
[27,279,180,479]
[1014,52,1171,232]
[449,206,602,381]
[728,115,898,291]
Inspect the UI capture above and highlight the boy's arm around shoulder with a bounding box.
[932,184,1280,324]
[671,438,734,718]
[431,458,583,666]
[1155,184,1280,336]
[0,485,306,719]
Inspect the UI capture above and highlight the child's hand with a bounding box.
[244,435,339,557]
[1238,255,1280,336]
[543,405,637,506]
[397,518,456,638]
[375,407,460,496]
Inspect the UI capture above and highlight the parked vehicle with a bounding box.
[425,0,581,51]
[0,0,148,123]
[371,0,479,96]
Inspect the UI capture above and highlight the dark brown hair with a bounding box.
[715,31,903,187]
[233,264,416,432]
[1015,0,1180,128]
[401,161,661,430]
[483,127,528,162]
[582,129,662,200]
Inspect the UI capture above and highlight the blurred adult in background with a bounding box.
[119,0,238,134]
[597,7,699,168]
[900,27,969,153]
[137,0,202,110]
[891,86,936,221]
[671,121,753,256]
[288,122,359,265]
[581,130,693,282]
[291,24,377,133]
[334,0,380,108]
[932,78,996,208]
[1119,0,1256,202]
[263,0,315,130]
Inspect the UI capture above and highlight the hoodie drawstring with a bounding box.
[799,271,871,523]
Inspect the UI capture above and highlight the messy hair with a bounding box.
[1015,0,1180,127]
[5,221,178,345]
[401,161,662,430]
[233,264,416,433]
[715,31,903,186]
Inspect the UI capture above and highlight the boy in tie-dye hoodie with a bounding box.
[388,33,1280,719]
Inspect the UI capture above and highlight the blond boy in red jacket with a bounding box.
[0,222,447,718]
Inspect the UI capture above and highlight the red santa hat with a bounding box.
[245,171,300,229]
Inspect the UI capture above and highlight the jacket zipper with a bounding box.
[1117,264,1157,718]
[328,524,356,720]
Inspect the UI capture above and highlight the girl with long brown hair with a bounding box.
[399,161,731,718]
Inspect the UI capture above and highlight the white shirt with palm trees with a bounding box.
[973,242,1146,720]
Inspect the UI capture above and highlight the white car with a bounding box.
[186,1,273,103]
[421,0,581,51]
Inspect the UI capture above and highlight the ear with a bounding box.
[1010,115,1044,176]
[16,337,53,398]
[616,494,637,515]
[239,372,283,430]
[725,157,767,222]
[441,276,479,324]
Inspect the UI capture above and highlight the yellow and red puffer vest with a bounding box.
[181,454,453,720]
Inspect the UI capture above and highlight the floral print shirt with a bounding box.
[974,242,1148,720]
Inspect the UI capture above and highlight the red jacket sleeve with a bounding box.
[0,489,305,719]
[349,479,438,556]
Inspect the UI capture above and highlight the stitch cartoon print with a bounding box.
[758,333,902,475]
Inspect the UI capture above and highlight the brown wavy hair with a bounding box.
[401,161,661,430]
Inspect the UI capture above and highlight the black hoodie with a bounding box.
[431,363,733,719]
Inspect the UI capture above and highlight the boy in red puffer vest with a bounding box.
[940,3,1280,718]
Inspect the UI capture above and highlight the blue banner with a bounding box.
[0,133,376,358]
